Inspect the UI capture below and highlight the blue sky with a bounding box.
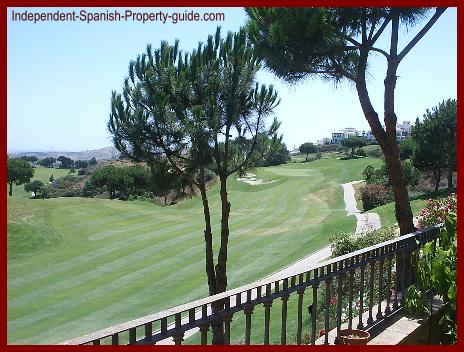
[7,7,457,153]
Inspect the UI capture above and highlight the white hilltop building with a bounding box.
[331,127,360,144]
[396,121,412,141]
[316,121,412,145]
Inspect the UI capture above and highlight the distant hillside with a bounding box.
[9,146,120,161]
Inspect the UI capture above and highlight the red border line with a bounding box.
[1,1,462,8]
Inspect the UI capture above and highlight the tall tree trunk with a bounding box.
[210,173,230,345]
[382,14,415,237]
[198,167,217,296]
[434,170,441,192]
[9,182,13,196]
[447,168,453,189]
[356,80,414,236]
[382,138,415,234]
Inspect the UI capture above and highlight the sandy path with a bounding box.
[341,180,381,235]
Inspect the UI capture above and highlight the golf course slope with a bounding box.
[8,157,382,343]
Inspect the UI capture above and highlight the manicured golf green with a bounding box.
[7,158,382,344]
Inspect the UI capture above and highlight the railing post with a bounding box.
[348,257,355,329]
[199,323,210,345]
[280,293,290,345]
[367,254,375,325]
[129,328,136,345]
[172,330,184,346]
[224,313,233,345]
[263,300,273,345]
[385,247,393,315]
[173,313,184,345]
[296,288,305,345]
[244,304,254,345]
[335,265,344,344]
[377,256,385,320]
[224,297,233,345]
[357,255,366,330]
[311,279,319,345]
[144,322,152,341]
[400,249,408,305]
[111,333,119,345]
[393,252,399,310]
[324,267,332,345]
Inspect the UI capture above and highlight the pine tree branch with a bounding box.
[334,29,362,47]
[389,10,400,57]
[397,7,447,63]
[361,10,368,44]
[367,18,377,41]
[228,112,262,176]
[371,47,390,59]
[328,57,357,82]
[370,14,392,46]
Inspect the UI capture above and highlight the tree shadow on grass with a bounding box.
[338,155,366,161]
[409,188,456,202]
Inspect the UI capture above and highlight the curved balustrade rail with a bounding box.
[60,225,441,345]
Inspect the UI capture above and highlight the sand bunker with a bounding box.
[237,173,278,185]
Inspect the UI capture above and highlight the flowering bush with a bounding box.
[360,184,393,211]
[417,193,456,229]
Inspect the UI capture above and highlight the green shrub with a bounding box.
[360,184,393,211]
[118,193,130,201]
[402,160,420,190]
[40,184,51,199]
[362,161,420,190]
[405,213,456,344]
[404,286,429,318]
[330,226,396,257]
[355,148,366,157]
[318,144,339,153]
[399,138,415,160]
[81,180,98,197]
[329,232,357,257]
[62,191,77,197]
[355,226,396,249]
[365,146,383,158]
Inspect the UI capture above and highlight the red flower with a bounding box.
[319,329,325,337]
[330,297,337,305]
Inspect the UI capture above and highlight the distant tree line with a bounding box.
[82,162,199,204]
[36,156,97,169]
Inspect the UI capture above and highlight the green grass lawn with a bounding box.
[368,199,426,227]
[7,157,383,344]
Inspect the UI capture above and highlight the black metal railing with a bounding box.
[60,225,441,345]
